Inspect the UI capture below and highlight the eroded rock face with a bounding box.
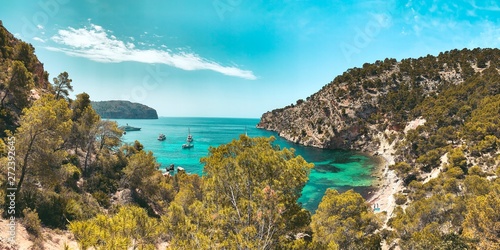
[257,74,386,151]
[111,188,134,206]
[258,49,488,152]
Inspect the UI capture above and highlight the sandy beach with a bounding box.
[367,119,427,223]
[367,132,402,225]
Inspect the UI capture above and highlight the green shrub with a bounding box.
[36,192,66,228]
[416,149,442,172]
[22,208,43,238]
[469,166,486,177]
[64,199,84,221]
[389,162,412,177]
[394,193,407,205]
[443,178,460,193]
[63,163,81,181]
[0,138,6,155]
[444,167,465,179]
[388,133,398,144]
[92,191,111,208]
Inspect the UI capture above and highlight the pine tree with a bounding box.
[311,189,381,249]
[11,94,72,194]
[53,72,73,100]
[198,135,313,249]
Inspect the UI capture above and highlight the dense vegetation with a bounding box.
[0,21,50,138]
[1,21,499,249]
[91,100,158,119]
[259,48,500,249]
[62,134,382,250]
[381,53,500,249]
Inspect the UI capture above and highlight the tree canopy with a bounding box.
[52,71,73,100]
[311,189,381,249]
[9,94,72,195]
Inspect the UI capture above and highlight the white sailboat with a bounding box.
[182,128,194,149]
[187,128,193,142]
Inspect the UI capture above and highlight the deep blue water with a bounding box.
[114,117,377,212]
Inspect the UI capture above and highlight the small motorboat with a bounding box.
[182,143,194,149]
[157,133,166,141]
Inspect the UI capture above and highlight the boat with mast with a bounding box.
[187,128,193,142]
[182,128,194,149]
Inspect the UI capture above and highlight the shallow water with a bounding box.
[114,117,377,212]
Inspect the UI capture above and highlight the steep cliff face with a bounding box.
[0,21,52,135]
[0,21,50,89]
[258,97,377,150]
[91,100,158,119]
[258,48,497,152]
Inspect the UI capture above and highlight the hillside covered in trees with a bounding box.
[1,19,500,249]
[91,100,158,119]
[258,48,499,151]
[259,47,500,249]
[0,20,51,138]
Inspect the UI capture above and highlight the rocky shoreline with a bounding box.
[260,119,402,226]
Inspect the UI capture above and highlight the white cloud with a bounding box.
[469,22,500,48]
[469,0,500,11]
[33,37,46,43]
[466,9,477,16]
[37,24,44,30]
[47,24,256,80]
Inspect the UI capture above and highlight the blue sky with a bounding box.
[1,0,500,118]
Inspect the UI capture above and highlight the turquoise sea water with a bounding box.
[114,117,377,212]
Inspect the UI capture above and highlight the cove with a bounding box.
[115,117,378,212]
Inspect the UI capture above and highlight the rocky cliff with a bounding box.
[258,48,498,152]
[0,20,50,89]
[91,100,158,119]
[0,20,52,136]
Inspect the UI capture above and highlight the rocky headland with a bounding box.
[91,100,158,119]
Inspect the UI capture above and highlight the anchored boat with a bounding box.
[157,133,166,141]
[182,128,194,149]
[119,124,141,131]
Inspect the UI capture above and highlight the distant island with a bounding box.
[91,100,158,119]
